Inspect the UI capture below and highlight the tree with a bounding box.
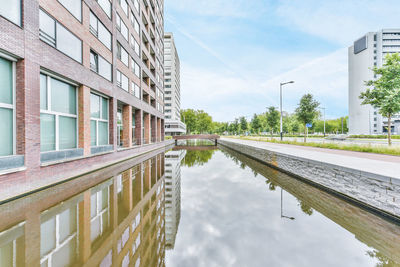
[181,109,197,134]
[196,110,213,133]
[239,117,248,134]
[295,94,320,142]
[250,113,261,134]
[266,106,280,136]
[232,118,239,135]
[361,53,400,146]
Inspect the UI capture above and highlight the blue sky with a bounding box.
[164,0,400,122]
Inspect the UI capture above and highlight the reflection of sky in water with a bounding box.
[166,150,382,267]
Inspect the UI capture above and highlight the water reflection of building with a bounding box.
[0,151,166,267]
[164,150,186,250]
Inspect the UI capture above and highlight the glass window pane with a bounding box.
[91,193,97,218]
[0,108,13,156]
[0,57,13,105]
[98,23,112,50]
[51,237,76,267]
[56,23,82,63]
[90,94,100,118]
[101,188,109,209]
[0,240,13,267]
[40,113,56,152]
[59,207,77,243]
[39,10,55,43]
[102,97,108,120]
[98,0,111,18]
[40,217,56,256]
[90,120,97,146]
[0,0,21,25]
[90,12,97,33]
[98,121,108,145]
[98,57,112,81]
[59,116,77,150]
[59,0,82,21]
[51,78,76,115]
[90,216,101,241]
[40,74,47,110]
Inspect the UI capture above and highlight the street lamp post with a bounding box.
[280,81,294,141]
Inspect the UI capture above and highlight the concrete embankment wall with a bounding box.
[218,139,400,221]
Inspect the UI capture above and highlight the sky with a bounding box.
[164,0,400,122]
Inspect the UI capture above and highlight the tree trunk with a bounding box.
[304,124,307,143]
[388,115,392,146]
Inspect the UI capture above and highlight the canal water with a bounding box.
[0,145,399,267]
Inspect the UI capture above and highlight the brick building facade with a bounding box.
[0,0,166,201]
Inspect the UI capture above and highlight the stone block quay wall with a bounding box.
[218,139,400,221]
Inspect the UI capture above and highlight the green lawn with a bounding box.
[226,136,400,156]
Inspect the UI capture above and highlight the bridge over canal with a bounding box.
[173,134,220,145]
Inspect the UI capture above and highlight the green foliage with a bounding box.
[239,117,248,133]
[266,106,280,135]
[349,134,400,139]
[181,149,215,167]
[250,113,261,133]
[181,109,213,134]
[295,94,320,142]
[361,53,400,145]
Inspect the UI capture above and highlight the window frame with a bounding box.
[57,0,83,22]
[39,9,83,64]
[89,11,112,50]
[90,92,110,147]
[0,53,17,157]
[96,0,112,19]
[0,0,22,27]
[40,71,79,152]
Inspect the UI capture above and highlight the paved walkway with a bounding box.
[221,138,400,179]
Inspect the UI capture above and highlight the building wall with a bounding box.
[349,29,400,135]
[0,0,167,192]
[163,32,186,135]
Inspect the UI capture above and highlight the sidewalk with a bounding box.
[222,137,400,180]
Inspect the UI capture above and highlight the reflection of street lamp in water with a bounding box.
[281,188,295,220]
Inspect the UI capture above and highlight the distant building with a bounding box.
[348,29,400,135]
[164,33,186,135]
[164,149,185,249]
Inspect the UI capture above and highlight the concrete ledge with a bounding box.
[0,155,24,171]
[218,139,400,219]
[41,148,84,163]
[91,145,114,155]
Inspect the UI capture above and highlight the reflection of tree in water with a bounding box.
[181,149,216,167]
[298,200,313,216]
[366,250,398,267]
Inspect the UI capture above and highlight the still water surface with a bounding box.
[0,146,399,267]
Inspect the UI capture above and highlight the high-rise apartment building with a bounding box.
[163,32,186,135]
[164,149,185,249]
[0,0,167,197]
[348,29,400,135]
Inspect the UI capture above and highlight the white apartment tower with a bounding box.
[164,33,186,135]
[164,150,186,249]
[349,29,400,135]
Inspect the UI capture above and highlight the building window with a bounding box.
[89,11,112,50]
[0,0,21,26]
[90,50,112,81]
[116,13,129,41]
[116,70,129,91]
[0,56,15,156]
[119,0,129,17]
[40,73,77,152]
[96,0,112,18]
[132,58,140,78]
[40,200,79,266]
[58,0,82,21]
[39,9,82,63]
[131,14,140,35]
[133,0,139,12]
[117,105,123,147]
[90,93,109,146]
[117,42,129,66]
[90,181,111,242]
[131,35,140,56]
[132,82,140,99]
